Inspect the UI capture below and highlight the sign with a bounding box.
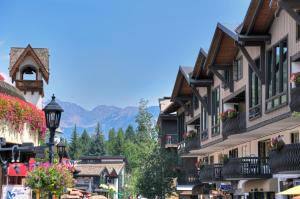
[219,184,232,191]
[2,185,32,199]
[7,163,28,177]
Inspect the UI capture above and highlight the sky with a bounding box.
[0,0,250,109]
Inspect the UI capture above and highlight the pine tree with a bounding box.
[115,128,125,155]
[125,125,135,140]
[79,129,91,155]
[69,125,81,160]
[89,122,105,156]
[106,128,116,155]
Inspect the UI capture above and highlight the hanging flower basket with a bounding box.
[291,73,300,88]
[270,135,285,151]
[25,164,74,198]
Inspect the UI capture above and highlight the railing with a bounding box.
[222,112,246,137]
[269,143,300,174]
[177,171,201,185]
[222,157,271,180]
[290,87,300,112]
[177,134,200,155]
[249,104,261,120]
[198,164,223,182]
[15,80,43,95]
[163,134,178,148]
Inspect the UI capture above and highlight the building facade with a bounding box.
[160,1,300,199]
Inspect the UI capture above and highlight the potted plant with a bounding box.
[26,164,74,198]
[220,111,228,121]
[227,109,238,119]
[270,135,285,151]
[187,130,196,139]
[291,72,300,88]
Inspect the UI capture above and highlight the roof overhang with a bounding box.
[239,0,278,35]
[204,23,239,71]
[192,48,208,79]
[170,66,193,101]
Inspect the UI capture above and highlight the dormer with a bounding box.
[9,44,49,109]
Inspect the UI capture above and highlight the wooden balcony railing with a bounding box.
[290,87,300,112]
[177,134,200,155]
[269,143,300,174]
[222,157,271,180]
[222,112,246,137]
[198,164,223,182]
[15,80,43,96]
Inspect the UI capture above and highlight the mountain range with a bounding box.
[54,99,160,140]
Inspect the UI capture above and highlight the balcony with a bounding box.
[177,134,200,155]
[164,134,178,148]
[269,143,300,174]
[290,87,300,112]
[15,80,43,96]
[222,112,246,137]
[198,164,223,183]
[177,171,201,185]
[222,157,271,180]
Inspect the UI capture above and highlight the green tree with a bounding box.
[68,125,81,160]
[79,129,91,155]
[137,147,178,198]
[125,125,135,140]
[106,128,116,155]
[115,128,125,155]
[89,122,105,156]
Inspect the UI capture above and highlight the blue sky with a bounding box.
[0,0,250,109]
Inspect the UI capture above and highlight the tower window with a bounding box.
[21,66,37,81]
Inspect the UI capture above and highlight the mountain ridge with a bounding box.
[52,99,159,140]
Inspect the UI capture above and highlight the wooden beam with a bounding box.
[279,0,300,26]
[238,35,271,42]
[175,98,191,115]
[237,44,263,82]
[210,65,232,70]
[210,67,231,89]
[189,78,213,87]
[191,86,208,111]
[246,0,264,35]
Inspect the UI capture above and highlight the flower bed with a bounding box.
[0,93,46,136]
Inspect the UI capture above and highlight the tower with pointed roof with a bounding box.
[9,44,49,109]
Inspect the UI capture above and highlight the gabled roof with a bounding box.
[238,0,278,35]
[204,23,239,71]
[75,163,125,177]
[9,44,49,83]
[170,66,193,101]
[192,48,208,79]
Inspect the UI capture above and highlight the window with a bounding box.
[209,156,214,164]
[291,131,299,144]
[212,87,220,136]
[193,94,199,110]
[234,57,243,81]
[229,148,238,158]
[297,11,300,41]
[201,97,208,140]
[178,114,185,142]
[266,39,288,111]
[249,58,261,119]
[222,70,230,89]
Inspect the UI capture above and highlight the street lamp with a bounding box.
[43,94,63,199]
[57,139,66,163]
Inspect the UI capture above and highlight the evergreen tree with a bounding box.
[115,128,125,155]
[79,129,91,155]
[89,122,105,156]
[68,125,81,160]
[106,128,116,155]
[125,125,135,140]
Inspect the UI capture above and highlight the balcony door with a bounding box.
[258,140,271,158]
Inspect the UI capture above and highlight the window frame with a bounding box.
[265,37,289,113]
[200,98,208,141]
[211,86,220,137]
[249,57,262,120]
[234,56,243,81]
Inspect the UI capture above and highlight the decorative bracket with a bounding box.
[210,67,234,92]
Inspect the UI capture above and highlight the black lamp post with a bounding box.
[57,139,66,163]
[43,94,64,199]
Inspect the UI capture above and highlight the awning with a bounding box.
[277,185,300,195]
